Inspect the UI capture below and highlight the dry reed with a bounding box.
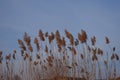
[0,29,120,80]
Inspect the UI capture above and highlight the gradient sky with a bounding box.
[0,0,120,54]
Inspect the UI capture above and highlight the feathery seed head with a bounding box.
[28,45,33,52]
[6,54,11,60]
[105,37,110,44]
[39,29,45,41]
[45,45,48,53]
[78,30,87,43]
[24,32,31,46]
[91,36,96,45]
[18,39,26,51]
[98,48,103,56]
[34,37,40,51]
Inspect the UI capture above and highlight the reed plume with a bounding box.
[65,29,74,45]
[24,32,31,46]
[78,29,87,43]
[45,45,48,53]
[75,39,79,46]
[36,54,40,59]
[105,37,110,44]
[18,39,26,51]
[71,47,77,55]
[91,36,96,45]
[45,32,48,37]
[55,30,62,47]
[28,45,33,52]
[39,29,45,41]
[12,50,16,60]
[6,54,11,61]
[98,48,103,56]
[34,37,40,51]
[1,29,120,80]
[61,37,66,47]
[48,32,55,44]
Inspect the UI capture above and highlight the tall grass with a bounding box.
[0,29,120,80]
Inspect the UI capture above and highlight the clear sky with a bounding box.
[0,0,120,54]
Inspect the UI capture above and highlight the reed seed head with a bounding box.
[111,54,115,60]
[34,61,38,65]
[39,29,45,41]
[24,32,31,46]
[45,45,48,53]
[92,54,98,61]
[78,30,87,43]
[6,54,11,61]
[91,36,96,45]
[113,47,115,52]
[12,52,16,60]
[28,45,33,52]
[115,53,119,60]
[36,54,40,59]
[45,32,48,37]
[75,39,79,46]
[71,47,77,55]
[80,54,84,59]
[34,37,40,51]
[98,48,103,56]
[105,36,110,44]
[61,37,66,46]
[18,39,26,51]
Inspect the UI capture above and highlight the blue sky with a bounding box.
[0,0,120,54]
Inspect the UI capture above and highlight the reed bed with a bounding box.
[0,29,120,80]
